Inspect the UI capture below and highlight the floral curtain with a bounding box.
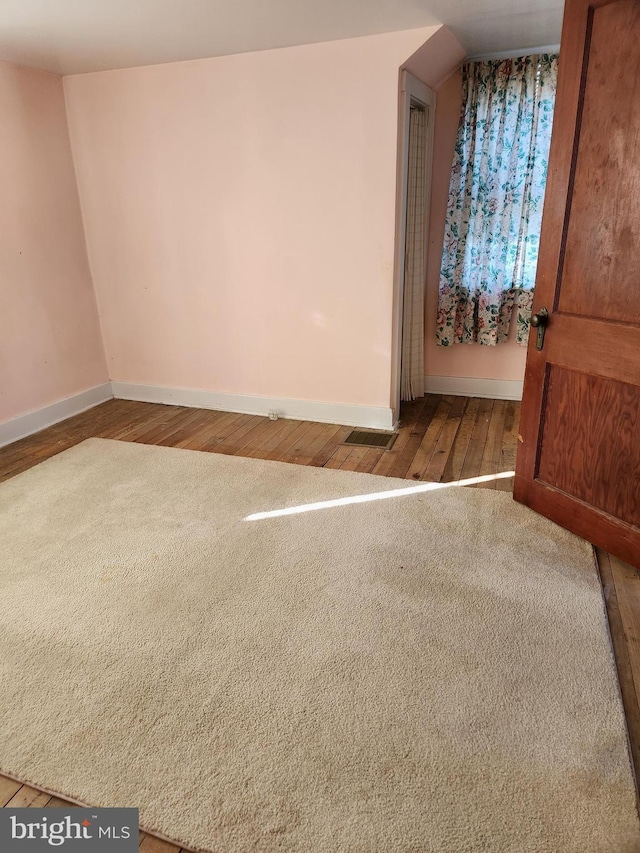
[436,54,558,347]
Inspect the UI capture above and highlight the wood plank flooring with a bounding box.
[0,395,638,849]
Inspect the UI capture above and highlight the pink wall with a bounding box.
[0,61,107,424]
[63,28,460,411]
[425,68,527,381]
[403,26,465,89]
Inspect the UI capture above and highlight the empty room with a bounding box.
[1,0,639,850]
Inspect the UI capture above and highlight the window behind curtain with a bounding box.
[436,54,558,347]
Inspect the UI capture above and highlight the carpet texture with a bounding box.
[0,438,637,852]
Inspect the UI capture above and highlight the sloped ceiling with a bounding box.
[0,0,564,75]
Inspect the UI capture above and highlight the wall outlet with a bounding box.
[268,410,279,421]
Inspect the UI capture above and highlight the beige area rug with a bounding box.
[0,438,638,852]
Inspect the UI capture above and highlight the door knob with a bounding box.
[530,307,549,351]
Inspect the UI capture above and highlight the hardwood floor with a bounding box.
[0,395,638,849]
[0,395,520,485]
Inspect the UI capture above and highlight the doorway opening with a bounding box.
[391,72,435,419]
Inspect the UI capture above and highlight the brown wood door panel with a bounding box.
[514,477,640,568]
[544,316,640,387]
[514,0,640,568]
[537,367,639,525]
[558,0,640,323]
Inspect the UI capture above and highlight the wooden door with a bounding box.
[514,0,640,568]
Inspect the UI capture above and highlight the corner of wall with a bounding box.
[0,60,110,426]
[401,26,466,91]
[61,74,110,380]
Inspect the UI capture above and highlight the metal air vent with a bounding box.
[343,430,397,450]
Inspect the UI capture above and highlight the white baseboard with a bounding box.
[424,375,523,401]
[0,383,113,449]
[111,382,396,431]
[0,375,519,450]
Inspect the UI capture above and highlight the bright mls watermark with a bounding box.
[0,808,138,851]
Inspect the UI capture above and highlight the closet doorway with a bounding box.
[392,72,435,418]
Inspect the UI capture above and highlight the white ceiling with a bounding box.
[0,0,564,76]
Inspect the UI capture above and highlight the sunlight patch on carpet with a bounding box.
[244,470,515,520]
